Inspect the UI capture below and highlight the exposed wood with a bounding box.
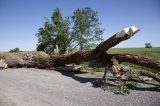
[0,59,8,68]
[95,26,140,52]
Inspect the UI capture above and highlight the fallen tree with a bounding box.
[1,26,160,83]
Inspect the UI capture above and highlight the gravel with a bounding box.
[0,68,160,106]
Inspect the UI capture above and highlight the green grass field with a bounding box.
[108,47,160,59]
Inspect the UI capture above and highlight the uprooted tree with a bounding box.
[0,26,160,83]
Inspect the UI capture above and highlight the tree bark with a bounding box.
[0,52,51,68]
[1,26,160,73]
[139,71,160,82]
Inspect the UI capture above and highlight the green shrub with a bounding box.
[126,70,140,81]
[116,82,138,94]
[124,82,138,89]
[9,48,21,53]
[117,84,130,94]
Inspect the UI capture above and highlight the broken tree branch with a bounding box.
[114,54,160,71]
[95,26,140,52]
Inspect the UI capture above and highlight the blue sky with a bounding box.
[0,0,160,51]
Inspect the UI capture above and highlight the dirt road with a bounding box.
[0,68,160,106]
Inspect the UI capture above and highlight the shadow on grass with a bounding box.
[55,69,160,92]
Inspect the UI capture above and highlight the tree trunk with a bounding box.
[1,26,160,73]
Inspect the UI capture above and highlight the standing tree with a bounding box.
[51,8,69,54]
[36,8,69,54]
[145,43,152,48]
[36,22,54,53]
[71,7,104,50]
[36,7,104,54]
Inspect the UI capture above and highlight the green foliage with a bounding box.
[126,70,140,81]
[91,67,104,75]
[9,48,21,52]
[124,82,138,89]
[145,43,152,48]
[100,78,139,94]
[36,7,103,54]
[116,82,138,94]
[117,84,130,94]
[71,7,104,50]
[80,62,104,75]
[51,8,69,54]
[80,62,89,69]
[36,22,54,54]
[36,8,69,54]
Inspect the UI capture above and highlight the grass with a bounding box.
[108,47,160,59]
[0,51,33,55]
[1,47,159,58]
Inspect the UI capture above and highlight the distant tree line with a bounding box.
[9,48,21,52]
[145,43,152,48]
[36,7,104,54]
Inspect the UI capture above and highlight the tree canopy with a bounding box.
[36,8,69,54]
[71,7,104,50]
[145,43,152,48]
[36,7,104,54]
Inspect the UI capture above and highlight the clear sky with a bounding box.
[0,0,160,51]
